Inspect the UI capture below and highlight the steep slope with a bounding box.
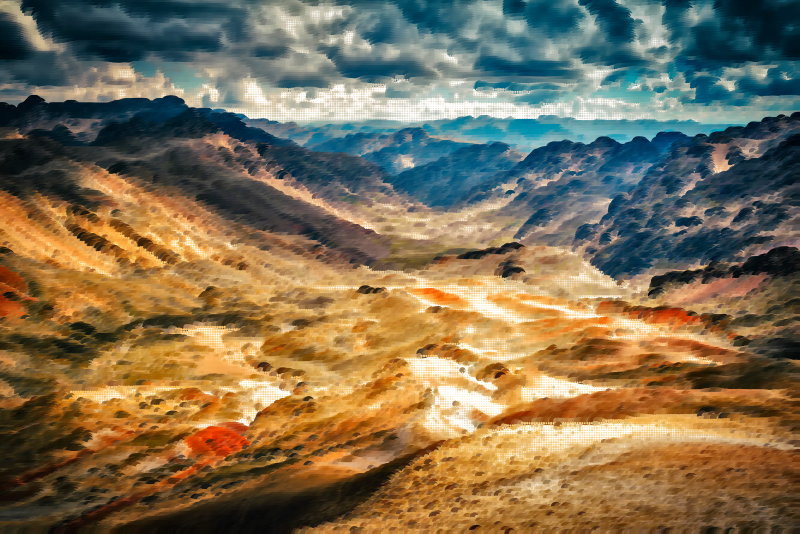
[93,140,392,266]
[641,247,800,360]
[0,138,391,272]
[387,142,524,207]
[0,96,539,261]
[311,127,472,175]
[308,130,390,155]
[83,102,429,224]
[576,113,800,278]
[0,139,361,282]
[252,142,396,198]
[92,107,296,150]
[244,119,406,148]
[446,133,686,247]
[0,97,408,266]
[198,110,296,148]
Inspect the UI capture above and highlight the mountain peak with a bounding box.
[392,127,429,142]
[153,95,186,106]
[18,94,45,110]
[591,136,620,147]
[650,131,690,152]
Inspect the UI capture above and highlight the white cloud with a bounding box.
[0,63,186,103]
[0,0,796,125]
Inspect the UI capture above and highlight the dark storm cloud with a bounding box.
[577,0,635,42]
[600,70,629,85]
[252,35,292,60]
[22,0,248,25]
[276,75,334,88]
[1,0,797,117]
[681,74,750,106]
[656,0,800,104]
[736,66,800,97]
[660,0,692,46]
[648,45,670,59]
[360,13,401,45]
[348,4,425,46]
[578,44,648,67]
[334,56,437,82]
[324,46,437,81]
[294,10,349,41]
[665,0,800,65]
[502,0,527,16]
[704,0,800,60]
[388,0,477,37]
[515,89,563,104]
[474,81,564,91]
[0,12,71,86]
[252,45,290,59]
[1,51,70,87]
[503,0,585,36]
[322,0,476,45]
[688,75,732,103]
[0,12,33,60]
[474,55,580,79]
[4,51,71,86]
[21,0,243,62]
[335,0,490,38]
[632,17,649,41]
[684,19,760,65]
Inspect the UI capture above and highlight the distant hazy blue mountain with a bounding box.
[246,115,739,153]
[309,127,471,174]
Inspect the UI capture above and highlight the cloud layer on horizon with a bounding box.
[0,0,798,123]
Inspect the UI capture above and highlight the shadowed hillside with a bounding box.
[576,113,800,278]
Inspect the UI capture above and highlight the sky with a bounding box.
[0,0,798,124]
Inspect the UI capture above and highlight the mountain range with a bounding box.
[576,114,800,277]
[2,94,797,294]
[245,115,739,153]
[0,95,797,532]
